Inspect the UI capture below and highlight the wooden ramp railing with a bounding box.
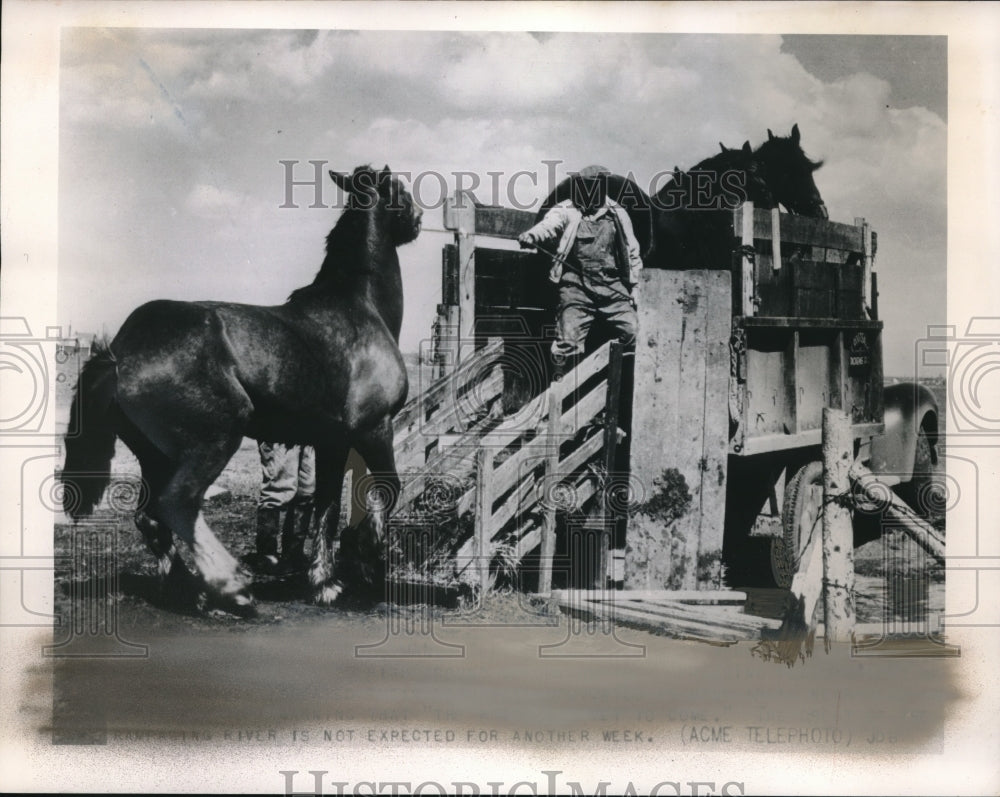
[389,340,623,592]
[393,336,505,473]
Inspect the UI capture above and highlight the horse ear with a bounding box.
[719,142,728,153]
[811,159,824,172]
[329,170,352,193]
[742,140,752,154]
[791,123,800,143]
[767,129,775,141]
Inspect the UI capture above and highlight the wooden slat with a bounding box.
[738,202,755,316]
[485,469,539,537]
[474,205,537,239]
[454,467,600,576]
[736,422,884,456]
[394,404,504,511]
[741,316,883,330]
[849,463,945,562]
[474,447,493,593]
[394,337,504,437]
[770,206,782,271]
[488,385,605,500]
[442,244,459,305]
[697,272,732,582]
[432,303,460,380]
[565,340,611,391]
[599,340,623,481]
[786,330,800,434]
[856,217,873,314]
[749,208,864,251]
[676,272,710,589]
[538,386,562,594]
[628,269,684,589]
[442,191,478,367]
[557,431,606,481]
[394,367,504,466]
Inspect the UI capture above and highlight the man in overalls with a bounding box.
[518,165,643,377]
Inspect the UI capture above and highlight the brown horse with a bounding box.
[61,165,422,612]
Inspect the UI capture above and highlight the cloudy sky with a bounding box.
[59,29,946,375]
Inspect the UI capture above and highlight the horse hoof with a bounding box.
[241,552,281,576]
[212,589,257,618]
[314,581,344,606]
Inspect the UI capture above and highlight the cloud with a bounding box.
[59,29,946,370]
[185,183,244,217]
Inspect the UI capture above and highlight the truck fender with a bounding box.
[869,382,939,484]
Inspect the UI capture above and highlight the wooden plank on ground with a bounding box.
[553,595,759,643]
[556,589,747,605]
[615,599,775,634]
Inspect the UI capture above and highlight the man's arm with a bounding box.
[518,204,569,248]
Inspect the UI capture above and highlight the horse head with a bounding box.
[329,165,423,245]
[695,140,774,209]
[754,124,828,218]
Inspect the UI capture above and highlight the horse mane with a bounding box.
[288,166,380,302]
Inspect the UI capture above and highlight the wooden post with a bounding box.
[870,270,879,321]
[433,304,460,379]
[474,447,494,596]
[770,206,782,271]
[444,190,477,366]
[855,217,872,318]
[821,407,856,646]
[538,385,561,594]
[739,202,755,316]
[594,342,624,588]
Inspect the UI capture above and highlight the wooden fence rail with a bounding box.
[390,340,621,591]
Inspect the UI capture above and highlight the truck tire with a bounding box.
[897,428,944,521]
[772,461,825,589]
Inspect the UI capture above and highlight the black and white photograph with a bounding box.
[1,2,998,793]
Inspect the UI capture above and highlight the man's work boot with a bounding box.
[279,498,313,575]
[242,506,282,575]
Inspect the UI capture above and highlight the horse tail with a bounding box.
[61,341,119,519]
